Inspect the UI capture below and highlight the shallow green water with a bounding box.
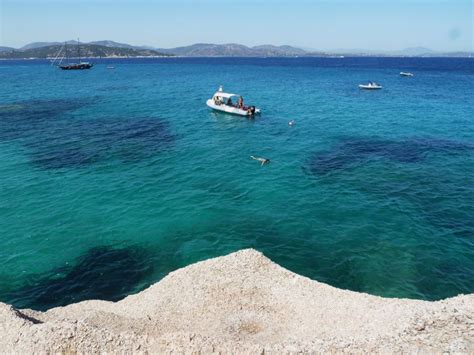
[0,57,473,309]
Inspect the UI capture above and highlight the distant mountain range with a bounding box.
[0,46,15,53]
[153,43,310,57]
[0,41,472,58]
[0,43,172,59]
[17,40,154,51]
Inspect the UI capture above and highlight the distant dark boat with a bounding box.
[60,62,94,70]
[51,39,93,70]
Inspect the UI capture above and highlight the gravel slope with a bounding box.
[1,249,472,352]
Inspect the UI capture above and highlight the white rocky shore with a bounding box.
[1,249,473,353]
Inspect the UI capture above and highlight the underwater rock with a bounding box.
[3,246,154,311]
[306,137,473,175]
[0,99,174,169]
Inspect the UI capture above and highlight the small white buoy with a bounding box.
[288,120,295,126]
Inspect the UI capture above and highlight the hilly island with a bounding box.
[1,40,472,58]
[0,43,172,59]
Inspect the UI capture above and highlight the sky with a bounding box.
[0,0,472,51]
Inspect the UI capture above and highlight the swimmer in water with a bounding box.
[250,155,270,166]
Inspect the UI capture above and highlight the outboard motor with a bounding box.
[247,106,256,116]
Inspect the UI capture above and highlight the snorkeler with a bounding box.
[250,155,270,166]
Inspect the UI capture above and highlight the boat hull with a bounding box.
[206,100,261,116]
[60,63,94,70]
[359,85,382,90]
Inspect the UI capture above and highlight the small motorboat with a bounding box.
[400,72,414,77]
[359,82,383,90]
[206,86,261,117]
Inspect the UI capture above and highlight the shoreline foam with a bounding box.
[1,249,472,352]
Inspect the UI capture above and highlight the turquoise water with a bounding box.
[0,57,473,309]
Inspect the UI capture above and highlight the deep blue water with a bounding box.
[0,57,473,310]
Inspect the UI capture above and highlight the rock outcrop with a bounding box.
[1,249,472,352]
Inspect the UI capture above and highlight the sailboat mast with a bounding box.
[56,37,92,69]
[64,41,69,64]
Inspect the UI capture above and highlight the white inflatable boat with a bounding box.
[206,86,261,117]
[359,82,383,90]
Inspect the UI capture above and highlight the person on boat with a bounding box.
[238,96,244,109]
[250,155,270,166]
[214,96,222,105]
[227,98,234,107]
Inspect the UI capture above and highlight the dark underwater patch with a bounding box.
[0,99,90,141]
[31,147,97,169]
[0,98,174,169]
[305,137,473,175]
[0,99,88,121]
[27,117,174,169]
[3,245,154,311]
[303,136,474,281]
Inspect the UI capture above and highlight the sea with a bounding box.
[0,57,473,310]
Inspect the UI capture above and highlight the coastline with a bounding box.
[0,55,473,61]
[0,55,175,61]
[1,249,472,352]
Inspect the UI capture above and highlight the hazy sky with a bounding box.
[1,0,472,51]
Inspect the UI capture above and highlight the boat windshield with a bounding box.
[213,93,241,106]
